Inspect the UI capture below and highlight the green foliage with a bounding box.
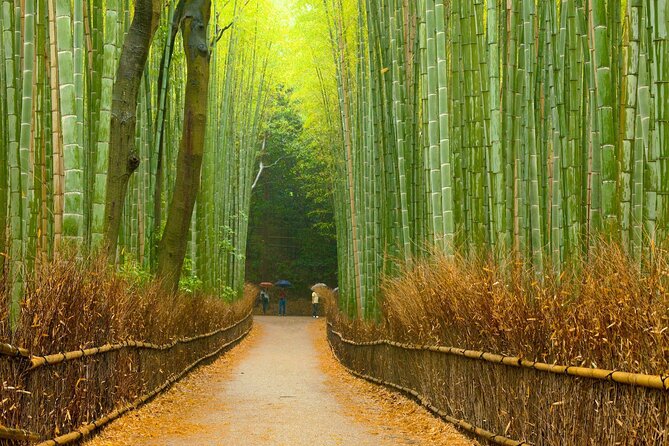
[118,258,152,287]
[179,257,203,294]
[245,86,338,294]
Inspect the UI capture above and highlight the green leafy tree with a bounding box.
[245,86,338,296]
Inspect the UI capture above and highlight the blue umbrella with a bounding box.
[275,279,292,288]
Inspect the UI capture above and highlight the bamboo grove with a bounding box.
[323,0,669,317]
[0,0,269,325]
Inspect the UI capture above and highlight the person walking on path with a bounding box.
[311,291,320,318]
[278,290,287,316]
[260,289,270,314]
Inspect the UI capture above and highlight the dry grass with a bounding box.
[0,257,254,443]
[331,242,669,375]
[326,242,669,445]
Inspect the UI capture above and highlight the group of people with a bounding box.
[256,287,321,318]
[258,289,287,315]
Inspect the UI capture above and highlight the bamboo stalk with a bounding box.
[0,342,30,357]
[0,424,40,442]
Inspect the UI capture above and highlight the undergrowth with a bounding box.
[0,256,255,441]
[327,241,669,375]
[0,256,253,351]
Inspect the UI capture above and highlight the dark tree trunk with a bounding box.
[103,0,162,260]
[156,0,211,291]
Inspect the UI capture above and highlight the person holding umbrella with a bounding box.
[278,290,286,316]
[310,283,326,318]
[275,280,291,316]
[258,282,273,315]
[311,290,320,318]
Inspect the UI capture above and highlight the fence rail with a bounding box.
[327,323,669,391]
[327,323,530,445]
[0,424,40,442]
[328,342,530,446]
[0,343,30,358]
[0,312,253,443]
[27,312,253,370]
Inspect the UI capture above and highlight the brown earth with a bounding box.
[85,316,475,445]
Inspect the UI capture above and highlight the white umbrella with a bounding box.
[310,283,327,290]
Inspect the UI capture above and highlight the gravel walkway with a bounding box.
[86,316,474,446]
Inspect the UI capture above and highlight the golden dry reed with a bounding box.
[326,242,669,445]
[0,257,254,444]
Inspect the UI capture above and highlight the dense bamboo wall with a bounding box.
[0,1,269,322]
[326,0,669,316]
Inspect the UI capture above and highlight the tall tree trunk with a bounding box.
[156,0,211,291]
[103,0,161,259]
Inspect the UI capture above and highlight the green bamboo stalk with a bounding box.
[0,10,7,264]
[92,0,119,247]
[486,0,504,254]
[54,0,84,245]
[624,0,641,259]
[544,1,564,272]
[649,0,668,243]
[19,0,36,271]
[73,0,86,245]
[433,0,453,253]
[3,0,24,325]
[389,0,412,261]
[592,0,618,230]
[425,0,443,249]
[524,0,543,274]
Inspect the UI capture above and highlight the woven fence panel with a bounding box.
[328,326,669,445]
[1,315,252,444]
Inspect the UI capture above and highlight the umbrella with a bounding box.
[310,283,327,290]
[259,282,273,288]
[275,279,292,288]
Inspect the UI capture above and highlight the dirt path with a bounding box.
[86,316,474,446]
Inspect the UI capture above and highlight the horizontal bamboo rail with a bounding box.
[328,337,530,446]
[0,424,40,442]
[27,311,253,370]
[0,342,30,358]
[35,322,252,446]
[327,323,669,391]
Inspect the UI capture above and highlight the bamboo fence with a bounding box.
[328,322,669,445]
[0,313,253,444]
[328,324,669,391]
